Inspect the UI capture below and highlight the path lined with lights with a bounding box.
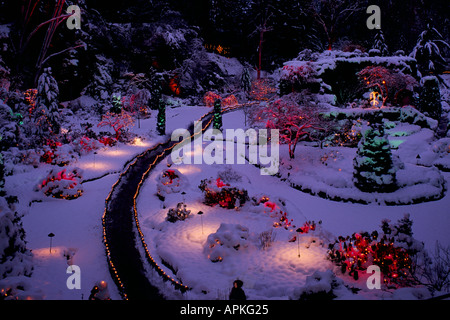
[102,104,248,299]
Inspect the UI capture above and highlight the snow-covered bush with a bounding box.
[32,68,61,137]
[82,55,114,102]
[72,136,100,155]
[0,197,33,280]
[410,24,450,77]
[156,168,187,198]
[37,168,83,200]
[198,178,249,209]
[328,215,424,287]
[291,270,351,300]
[217,165,243,184]
[279,61,318,95]
[166,202,191,223]
[419,76,442,119]
[204,223,250,262]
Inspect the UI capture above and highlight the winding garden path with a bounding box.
[102,105,245,299]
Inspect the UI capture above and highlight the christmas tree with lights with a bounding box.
[157,98,166,135]
[353,123,397,193]
[213,99,222,130]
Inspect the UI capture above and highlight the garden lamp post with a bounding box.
[48,233,55,254]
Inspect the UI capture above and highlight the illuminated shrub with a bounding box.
[37,168,83,200]
[198,178,248,209]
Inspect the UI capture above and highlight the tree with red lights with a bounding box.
[97,111,134,141]
[255,99,323,159]
[358,66,417,107]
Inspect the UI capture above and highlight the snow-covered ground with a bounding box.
[136,110,450,300]
[5,104,211,299]
[3,100,450,300]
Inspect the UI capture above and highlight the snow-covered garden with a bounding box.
[1,0,449,302]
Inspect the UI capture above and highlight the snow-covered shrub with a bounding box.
[0,197,33,280]
[410,24,450,77]
[291,270,350,300]
[370,30,389,57]
[204,223,249,262]
[33,67,60,136]
[258,229,276,250]
[72,136,100,155]
[279,62,318,95]
[156,168,187,198]
[82,55,114,102]
[217,165,242,183]
[166,202,191,223]
[0,276,44,300]
[419,76,442,119]
[328,215,423,287]
[37,168,83,200]
[198,178,249,209]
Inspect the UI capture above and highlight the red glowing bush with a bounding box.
[203,91,222,107]
[198,178,248,209]
[38,168,83,200]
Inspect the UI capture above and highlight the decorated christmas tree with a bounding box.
[213,98,222,130]
[353,123,397,193]
[157,98,166,135]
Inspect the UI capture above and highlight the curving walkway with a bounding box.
[102,105,246,299]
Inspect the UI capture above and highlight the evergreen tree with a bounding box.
[157,98,166,135]
[370,30,389,56]
[213,98,222,130]
[410,24,450,77]
[240,66,252,93]
[110,94,123,114]
[353,123,397,193]
[34,67,60,135]
[419,76,442,119]
[149,67,162,110]
[0,197,33,279]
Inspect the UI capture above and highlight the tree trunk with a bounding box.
[257,29,264,80]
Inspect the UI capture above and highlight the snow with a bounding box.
[134,110,450,300]
[2,89,450,300]
[3,103,212,299]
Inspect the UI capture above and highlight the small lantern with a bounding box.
[369,91,381,108]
